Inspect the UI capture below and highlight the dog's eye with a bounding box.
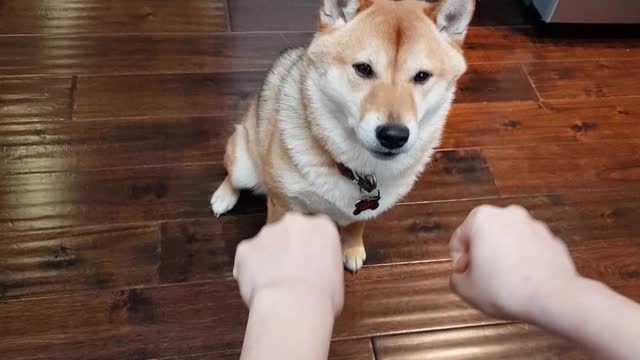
[353,63,375,79]
[413,71,432,84]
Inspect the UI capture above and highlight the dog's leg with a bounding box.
[211,122,259,217]
[339,222,366,272]
[266,194,288,224]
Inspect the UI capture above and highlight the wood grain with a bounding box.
[456,63,538,103]
[483,141,640,195]
[442,98,640,149]
[229,0,539,32]
[365,190,640,266]
[0,262,493,359]
[337,247,640,339]
[158,190,640,281]
[284,27,640,64]
[0,77,72,124]
[71,64,536,121]
[0,0,228,34]
[0,225,159,299]
[160,339,374,360]
[0,34,288,76]
[158,215,265,283]
[374,324,586,360]
[524,59,640,100]
[0,164,264,232]
[403,150,498,203]
[0,146,496,232]
[156,149,497,282]
[0,281,248,360]
[0,116,235,173]
[329,339,376,360]
[74,72,263,120]
[2,248,638,359]
[4,97,637,175]
[1,28,637,78]
[464,26,640,64]
[335,262,497,338]
[2,3,640,360]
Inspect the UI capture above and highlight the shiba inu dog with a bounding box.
[211,0,475,271]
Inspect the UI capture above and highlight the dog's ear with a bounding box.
[427,0,475,44]
[320,0,373,30]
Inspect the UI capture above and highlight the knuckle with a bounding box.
[506,205,530,217]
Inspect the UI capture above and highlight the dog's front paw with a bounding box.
[343,245,367,273]
[210,180,240,217]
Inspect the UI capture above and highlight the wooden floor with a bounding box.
[1,1,640,359]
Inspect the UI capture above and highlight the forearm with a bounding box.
[531,277,640,360]
[240,287,335,360]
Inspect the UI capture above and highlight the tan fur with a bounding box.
[212,0,474,271]
[339,222,366,270]
[361,82,416,123]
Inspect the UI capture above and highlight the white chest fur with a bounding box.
[277,164,418,226]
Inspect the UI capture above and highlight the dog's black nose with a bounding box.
[376,124,409,150]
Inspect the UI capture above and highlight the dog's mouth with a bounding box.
[371,149,402,160]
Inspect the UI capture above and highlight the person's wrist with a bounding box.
[251,285,341,318]
[523,274,592,325]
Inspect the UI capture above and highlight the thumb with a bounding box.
[449,271,474,302]
[449,226,470,273]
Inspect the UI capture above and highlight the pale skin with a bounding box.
[450,205,640,360]
[233,213,344,360]
[235,207,640,360]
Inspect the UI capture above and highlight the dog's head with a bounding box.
[307,0,473,161]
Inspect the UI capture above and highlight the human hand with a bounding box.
[449,205,578,321]
[233,212,344,316]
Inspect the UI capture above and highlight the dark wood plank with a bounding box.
[229,0,538,32]
[157,149,498,282]
[456,63,538,103]
[365,190,640,266]
[0,0,227,34]
[0,146,493,232]
[0,34,288,77]
[464,26,640,64]
[161,339,374,360]
[483,141,640,196]
[329,339,376,360]
[159,174,637,280]
[163,352,242,360]
[524,59,640,100]
[3,246,638,359]
[74,72,263,120]
[0,116,234,173]
[0,281,248,360]
[441,98,640,149]
[335,262,497,339]
[159,215,265,283]
[4,98,637,175]
[0,263,492,360]
[0,225,159,300]
[0,77,72,124]
[404,149,498,203]
[72,64,534,121]
[6,188,635,301]
[337,243,640,339]
[3,27,639,79]
[0,164,264,232]
[284,27,640,64]
[470,0,540,27]
[374,324,586,360]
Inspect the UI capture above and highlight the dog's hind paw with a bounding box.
[210,179,240,217]
[343,245,367,273]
